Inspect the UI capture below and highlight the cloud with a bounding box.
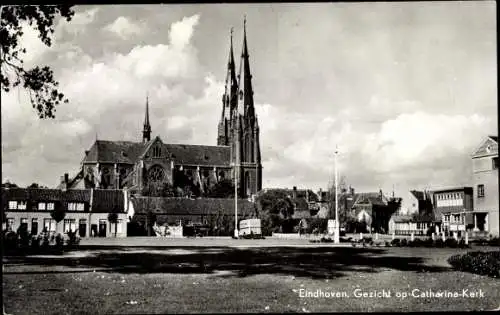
[1,13,207,186]
[1,4,496,198]
[104,16,145,39]
[58,7,99,36]
[169,15,200,48]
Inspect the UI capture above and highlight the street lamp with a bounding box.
[334,145,340,244]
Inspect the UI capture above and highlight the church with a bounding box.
[63,20,263,199]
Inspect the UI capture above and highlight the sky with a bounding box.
[1,2,497,199]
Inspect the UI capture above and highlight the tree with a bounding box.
[1,181,18,188]
[206,179,234,198]
[50,204,65,232]
[107,210,118,237]
[1,5,75,118]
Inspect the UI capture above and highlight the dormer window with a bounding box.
[121,151,128,157]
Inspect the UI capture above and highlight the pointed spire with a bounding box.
[225,27,238,113]
[143,92,151,142]
[237,15,255,118]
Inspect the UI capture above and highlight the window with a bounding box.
[63,219,76,232]
[116,219,123,234]
[8,201,27,210]
[44,218,55,232]
[493,157,499,170]
[153,146,161,158]
[68,203,85,211]
[7,218,14,230]
[477,184,485,198]
[47,203,54,210]
[38,202,46,210]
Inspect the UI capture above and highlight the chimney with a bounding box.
[379,189,383,199]
[306,190,309,202]
[292,186,297,199]
[318,188,323,202]
[85,150,89,157]
[350,186,354,195]
[60,173,69,191]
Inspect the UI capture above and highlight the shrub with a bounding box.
[445,238,458,248]
[489,237,500,247]
[434,239,445,248]
[473,238,489,246]
[3,230,18,250]
[320,237,333,243]
[384,241,391,247]
[400,238,408,247]
[448,251,500,278]
[391,238,401,247]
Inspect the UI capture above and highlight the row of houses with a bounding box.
[389,135,499,237]
[1,185,256,238]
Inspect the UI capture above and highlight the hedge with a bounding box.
[448,251,500,278]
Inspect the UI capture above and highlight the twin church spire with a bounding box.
[218,16,258,146]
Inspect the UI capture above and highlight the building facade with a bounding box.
[432,187,474,237]
[63,21,262,199]
[399,190,433,216]
[471,135,499,236]
[2,187,127,238]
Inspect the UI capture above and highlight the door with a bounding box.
[98,220,107,237]
[91,224,98,237]
[31,218,38,235]
[79,219,87,238]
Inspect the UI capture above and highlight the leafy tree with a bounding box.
[107,210,119,237]
[1,5,75,118]
[1,181,18,188]
[50,204,65,232]
[206,179,234,198]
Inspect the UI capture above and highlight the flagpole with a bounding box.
[334,145,340,244]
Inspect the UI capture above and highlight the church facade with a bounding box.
[64,21,262,199]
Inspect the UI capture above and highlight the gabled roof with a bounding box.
[257,188,319,202]
[81,139,231,167]
[471,135,498,158]
[92,189,124,212]
[390,215,412,223]
[83,140,146,164]
[130,197,255,217]
[352,192,388,207]
[165,144,231,167]
[2,188,90,203]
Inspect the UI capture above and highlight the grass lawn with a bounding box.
[3,245,500,313]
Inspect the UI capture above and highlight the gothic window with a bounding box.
[148,165,165,182]
[153,146,161,158]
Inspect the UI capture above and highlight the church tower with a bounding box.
[218,28,239,146]
[227,17,262,197]
[143,94,151,142]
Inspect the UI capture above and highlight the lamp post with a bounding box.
[334,146,340,244]
[232,162,239,238]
